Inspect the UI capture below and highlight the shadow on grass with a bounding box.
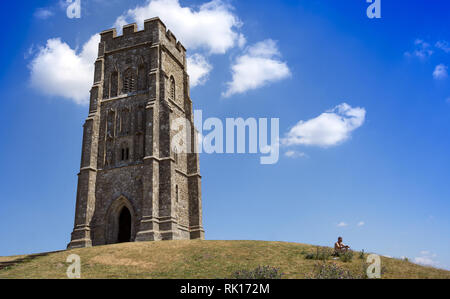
[0,251,63,271]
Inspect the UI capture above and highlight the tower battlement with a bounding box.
[99,17,186,65]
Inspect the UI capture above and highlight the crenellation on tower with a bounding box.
[99,18,186,66]
[68,17,204,249]
[123,23,138,35]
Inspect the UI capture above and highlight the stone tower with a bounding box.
[68,18,204,249]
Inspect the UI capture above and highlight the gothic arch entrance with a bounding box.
[105,196,136,244]
[118,207,131,243]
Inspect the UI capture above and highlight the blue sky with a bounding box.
[0,0,449,270]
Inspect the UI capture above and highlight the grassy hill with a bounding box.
[0,240,449,279]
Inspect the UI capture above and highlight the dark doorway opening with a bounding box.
[117,207,131,243]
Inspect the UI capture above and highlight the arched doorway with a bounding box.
[117,207,131,243]
[105,196,136,245]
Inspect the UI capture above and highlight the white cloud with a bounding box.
[34,8,54,19]
[284,150,307,159]
[337,222,348,227]
[114,0,242,54]
[187,54,212,87]
[433,64,448,80]
[283,103,366,147]
[357,221,365,227]
[29,34,100,105]
[24,45,36,60]
[237,33,247,48]
[414,251,439,267]
[222,39,290,97]
[435,40,450,53]
[414,256,438,267]
[404,39,433,59]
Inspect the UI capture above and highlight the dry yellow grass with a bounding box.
[0,240,448,279]
[0,255,27,263]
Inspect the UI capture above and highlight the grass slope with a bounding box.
[0,240,448,279]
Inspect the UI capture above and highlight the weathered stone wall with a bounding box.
[162,50,185,107]
[97,95,149,169]
[92,165,144,245]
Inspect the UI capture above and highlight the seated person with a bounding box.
[334,237,350,255]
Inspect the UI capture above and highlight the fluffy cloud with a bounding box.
[433,64,448,80]
[34,8,54,20]
[237,33,246,48]
[29,34,100,105]
[283,103,366,147]
[222,39,291,97]
[337,221,365,227]
[405,39,450,58]
[414,251,439,267]
[404,39,433,59]
[187,54,213,87]
[435,40,450,53]
[114,0,241,54]
[284,150,307,159]
[414,256,437,266]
